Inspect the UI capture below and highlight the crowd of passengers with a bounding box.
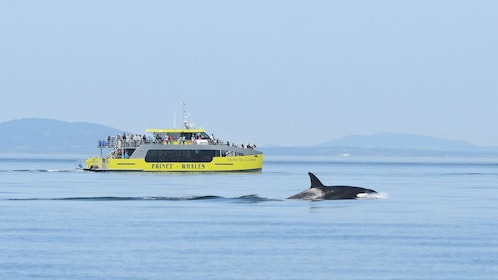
[100,133,257,149]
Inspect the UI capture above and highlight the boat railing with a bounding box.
[98,135,257,151]
[98,138,147,149]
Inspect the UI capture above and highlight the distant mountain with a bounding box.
[2,119,497,156]
[0,118,123,155]
[262,133,498,156]
[319,133,479,151]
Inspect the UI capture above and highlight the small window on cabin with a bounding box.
[200,132,210,139]
[182,133,193,139]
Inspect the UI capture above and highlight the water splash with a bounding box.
[358,192,389,200]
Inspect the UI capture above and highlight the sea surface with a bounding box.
[1,154,498,279]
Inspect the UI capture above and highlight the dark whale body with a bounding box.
[288,172,377,200]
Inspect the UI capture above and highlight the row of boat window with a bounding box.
[109,149,244,161]
[145,150,216,162]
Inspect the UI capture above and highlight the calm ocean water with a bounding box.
[1,154,498,279]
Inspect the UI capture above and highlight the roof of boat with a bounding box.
[145,128,206,133]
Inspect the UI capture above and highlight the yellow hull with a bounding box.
[85,154,263,172]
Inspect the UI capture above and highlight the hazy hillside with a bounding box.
[262,133,498,156]
[1,118,497,156]
[0,118,123,155]
[319,133,479,151]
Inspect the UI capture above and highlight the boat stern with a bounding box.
[85,157,105,171]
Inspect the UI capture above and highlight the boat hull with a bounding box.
[85,154,263,172]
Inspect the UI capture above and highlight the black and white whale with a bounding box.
[288,172,377,200]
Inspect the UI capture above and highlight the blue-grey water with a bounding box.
[1,154,498,279]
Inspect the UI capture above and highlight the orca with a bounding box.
[288,172,377,200]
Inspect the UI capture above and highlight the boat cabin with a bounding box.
[145,128,211,145]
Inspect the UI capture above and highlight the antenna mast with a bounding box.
[182,102,194,129]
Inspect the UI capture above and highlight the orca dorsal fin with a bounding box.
[308,172,325,188]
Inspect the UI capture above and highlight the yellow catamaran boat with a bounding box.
[84,106,263,172]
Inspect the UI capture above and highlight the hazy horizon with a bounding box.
[1,1,497,147]
[3,117,497,152]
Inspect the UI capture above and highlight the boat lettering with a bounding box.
[150,163,206,170]
[151,163,175,169]
[181,163,206,170]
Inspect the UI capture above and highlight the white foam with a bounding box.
[356,193,368,198]
[357,192,388,200]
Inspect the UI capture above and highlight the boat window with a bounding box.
[198,132,211,139]
[221,150,244,157]
[145,150,215,162]
[124,149,135,157]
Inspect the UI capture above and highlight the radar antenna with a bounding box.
[182,103,195,129]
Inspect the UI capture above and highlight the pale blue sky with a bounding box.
[1,1,497,147]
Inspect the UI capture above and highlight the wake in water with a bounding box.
[7,193,387,202]
[8,194,282,203]
[0,169,80,173]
